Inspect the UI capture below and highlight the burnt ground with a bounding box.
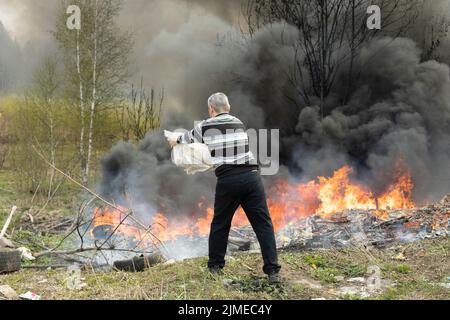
[1,237,449,300]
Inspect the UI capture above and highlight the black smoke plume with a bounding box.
[100,22,450,222]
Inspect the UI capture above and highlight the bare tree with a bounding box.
[32,58,60,199]
[117,79,163,141]
[406,0,450,61]
[11,56,76,197]
[244,0,421,114]
[0,100,12,169]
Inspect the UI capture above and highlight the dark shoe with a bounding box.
[268,273,281,285]
[208,266,223,275]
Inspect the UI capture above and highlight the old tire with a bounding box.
[0,249,21,274]
[113,253,166,272]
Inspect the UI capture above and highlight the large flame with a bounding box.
[92,164,415,244]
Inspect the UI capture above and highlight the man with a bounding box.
[168,93,281,283]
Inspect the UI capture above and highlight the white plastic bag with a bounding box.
[164,130,183,142]
[164,130,214,175]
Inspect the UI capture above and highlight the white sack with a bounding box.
[164,130,183,141]
[164,130,214,175]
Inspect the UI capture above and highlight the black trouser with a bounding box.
[208,170,281,275]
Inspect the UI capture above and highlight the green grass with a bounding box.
[343,264,367,277]
[310,267,339,284]
[395,264,412,274]
[0,237,448,300]
[382,262,413,277]
[303,254,328,268]
[380,279,449,300]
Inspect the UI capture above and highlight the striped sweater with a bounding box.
[178,113,258,178]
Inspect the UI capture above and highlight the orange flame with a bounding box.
[92,205,153,242]
[92,164,415,243]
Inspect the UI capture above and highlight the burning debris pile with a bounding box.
[90,34,450,265]
[85,195,450,265]
[86,164,449,263]
[274,197,450,250]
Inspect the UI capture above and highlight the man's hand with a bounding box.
[164,130,183,148]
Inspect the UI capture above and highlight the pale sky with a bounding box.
[0,0,239,46]
[0,0,58,45]
[0,1,22,35]
[0,0,242,112]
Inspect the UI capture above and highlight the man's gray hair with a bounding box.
[208,93,231,113]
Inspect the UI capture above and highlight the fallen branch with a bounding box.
[0,187,14,194]
[21,264,69,270]
[0,206,18,240]
[31,144,148,230]
[34,247,155,258]
[32,145,124,210]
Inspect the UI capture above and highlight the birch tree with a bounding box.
[54,0,133,185]
[85,0,99,184]
[76,27,86,183]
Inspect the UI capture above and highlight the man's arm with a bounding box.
[167,121,204,148]
[178,121,204,145]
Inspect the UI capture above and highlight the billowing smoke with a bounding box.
[0,0,243,93]
[99,22,301,222]
[100,24,450,221]
[100,118,216,223]
[0,1,59,93]
[0,22,27,92]
[295,38,450,201]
